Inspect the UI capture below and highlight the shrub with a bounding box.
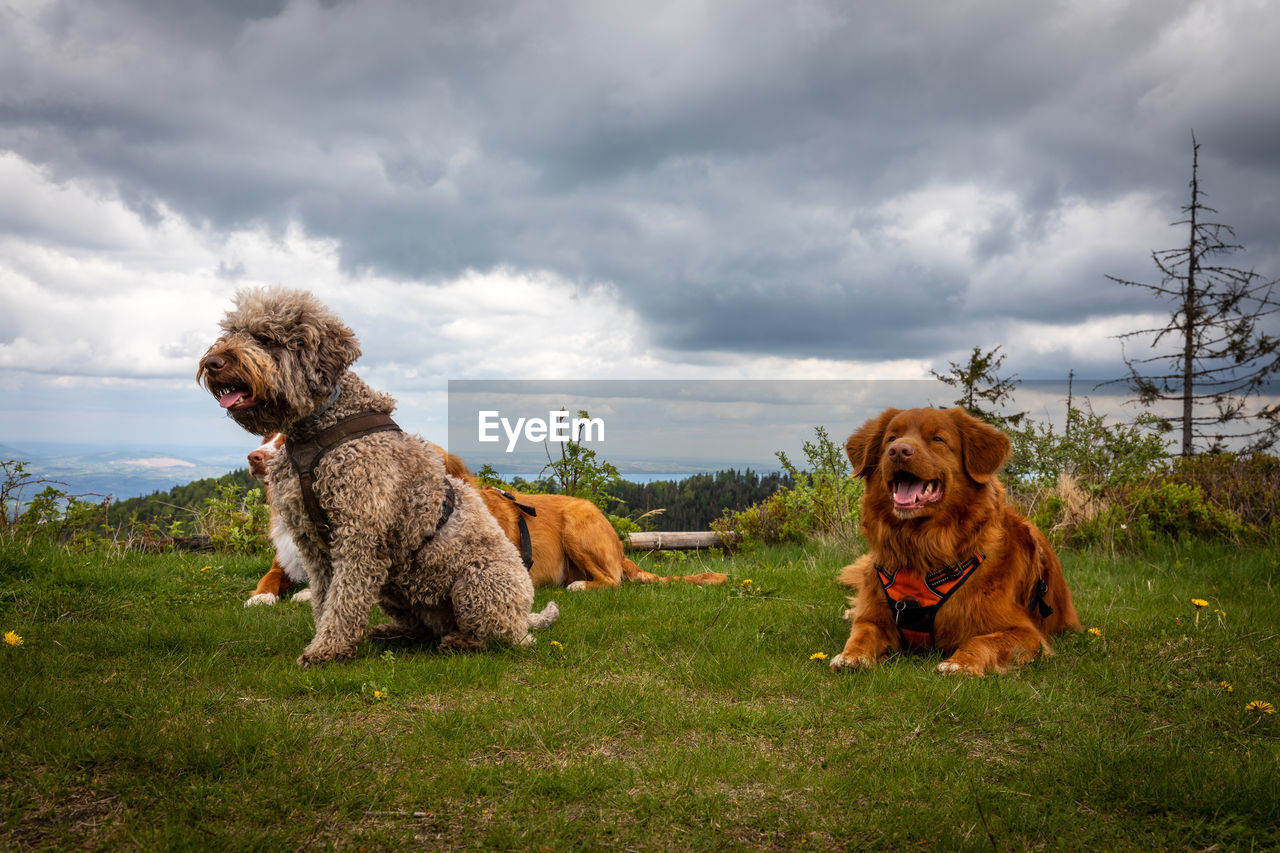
[1162,453,1280,534]
[1006,406,1170,493]
[1006,406,1171,547]
[712,427,862,546]
[1119,479,1250,545]
[200,484,271,554]
[1,461,110,549]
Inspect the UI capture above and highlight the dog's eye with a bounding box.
[932,435,946,444]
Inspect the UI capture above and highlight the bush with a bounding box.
[1119,480,1250,545]
[1006,406,1169,493]
[200,484,271,555]
[1,461,111,549]
[1162,453,1280,534]
[712,427,862,546]
[1006,406,1171,547]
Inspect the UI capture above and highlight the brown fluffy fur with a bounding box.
[831,407,1079,676]
[200,286,556,665]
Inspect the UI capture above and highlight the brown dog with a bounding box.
[831,407,1078,676]
[476,486,728,590]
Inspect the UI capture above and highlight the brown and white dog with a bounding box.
[831,407,1079,676]
[244,433,309,606]
[244,434,727,602]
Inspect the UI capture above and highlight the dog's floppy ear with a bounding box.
[313,320,362,378]
[948,407,1011,483]
[846,408,900,479]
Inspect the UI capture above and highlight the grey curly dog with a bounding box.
[198,286,557,666]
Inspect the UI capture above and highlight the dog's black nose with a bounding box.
[202,354,227,372]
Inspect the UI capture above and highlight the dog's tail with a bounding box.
[620,558,729,586]
[526,600,560,632]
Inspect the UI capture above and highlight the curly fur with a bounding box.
[200,286,556,665]
[830,407,1079,676]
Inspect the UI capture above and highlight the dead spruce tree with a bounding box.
[1108,135,1280,456]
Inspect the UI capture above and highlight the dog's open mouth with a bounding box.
[215,387,258,410]
[891,472,943,512]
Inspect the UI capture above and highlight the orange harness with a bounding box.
[876,555,985,650]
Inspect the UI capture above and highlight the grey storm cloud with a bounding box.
[3,0,1280,379]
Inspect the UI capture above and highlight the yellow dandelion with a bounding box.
[740,579,753,586]
[4,630,22,647]
[1088,627,1103,637]
[1214,609,1226,617]
[549,640,563,649]
[201,565,211,572]
[809,651,828,661]
[372,690,384,700]
[1245,700,1275,715]
[1191,598,1208,609]
[1219,681,1233,693]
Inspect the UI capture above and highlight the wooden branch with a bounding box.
[625,531,737,551]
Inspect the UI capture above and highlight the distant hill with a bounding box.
[1,443,250,506]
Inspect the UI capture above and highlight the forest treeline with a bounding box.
[606,469,793,531]
[107,469,258,528]
[108,466,792,533]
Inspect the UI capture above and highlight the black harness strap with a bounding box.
[285,411,402,548]
[493,488,537,571]
[1030,577,1055,619]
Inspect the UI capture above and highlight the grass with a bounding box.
[2,537,1278,851]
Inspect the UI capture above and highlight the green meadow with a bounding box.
[2,539,1278,850]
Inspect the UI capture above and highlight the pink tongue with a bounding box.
[894,479,928,507]
[219,390,248,409]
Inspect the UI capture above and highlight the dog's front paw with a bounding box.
[830,652,874,671]
[439,633,487,653]
[936,658,981,677]
[245,592,278,607]
[566,581,587,592]
[296,644,355,667]
[292,588,312,603]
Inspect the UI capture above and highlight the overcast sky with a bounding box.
[2,0,1279,455]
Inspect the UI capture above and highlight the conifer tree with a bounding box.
[930,344,1024,427]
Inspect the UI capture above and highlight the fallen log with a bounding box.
[135,535,214,552]
[625,531,736,551]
